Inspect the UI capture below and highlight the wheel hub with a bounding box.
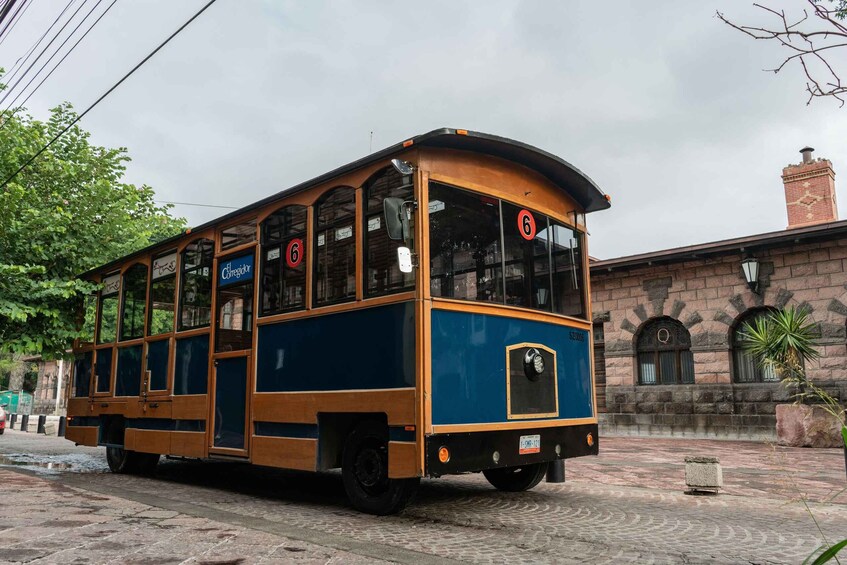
[354,446,384,488]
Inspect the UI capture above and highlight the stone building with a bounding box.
[591,148,847,439]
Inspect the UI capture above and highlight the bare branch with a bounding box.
[718,1,847,106]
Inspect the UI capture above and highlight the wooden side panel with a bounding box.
[65,426,98,446]
[170,431,206,458]
[252,389,415,425]
[142,401,172,419]
[388,441,418,478]
[91,401,127,416]
[172,395,208,420]
[66,398,89,417]
[130,429,170,455]
[124,428,137,450]
[252,436,316,471]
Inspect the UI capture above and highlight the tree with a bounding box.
[0,82,186,358]
[717,1,847,106]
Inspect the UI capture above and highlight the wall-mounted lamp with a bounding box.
[741,257,760,293]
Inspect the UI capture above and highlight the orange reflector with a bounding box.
[403,139,413,147]
[185,228,192,234]
[604,194,612,202]
[456,129,468,135]
[586,433,595,447]
[404,425,415,432]
[438,446,450,463]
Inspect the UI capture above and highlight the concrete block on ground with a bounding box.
[685,456,723,492]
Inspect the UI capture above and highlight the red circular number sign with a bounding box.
[286,238,303,268]
[517,209,536,241]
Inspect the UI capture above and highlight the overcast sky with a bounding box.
[2,0,845,259]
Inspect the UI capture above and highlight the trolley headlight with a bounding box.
[523,348,545,380]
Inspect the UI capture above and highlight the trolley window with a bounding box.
[97,272,120,344]
[221,219,256,251]
[261,205,307,315]
[149,251,177,335]
[179,239,213,330]
[364,167,415,297]
[119,264,148,341]
[314,187,356,306]
[429,183,503,303]
[428,182,587,319]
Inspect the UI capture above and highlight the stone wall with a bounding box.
[592,235,847,438]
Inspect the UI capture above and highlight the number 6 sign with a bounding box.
[517,209,536,241]
[286,238,303,268]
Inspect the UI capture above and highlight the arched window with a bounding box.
[261,205,307,315]
[363,167,414,297]
[179,238,214,330]
[732,308,779,383]
[314,187,356,306]
[120,263,148,341]
[637,317,694,385]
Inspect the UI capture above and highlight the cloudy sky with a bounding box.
[1,0,845,259]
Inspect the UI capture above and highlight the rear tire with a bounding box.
[483,462,548,492]
[342,420,419,515]
[106,446,159,475]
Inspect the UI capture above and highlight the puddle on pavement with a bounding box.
[0,453,105,475]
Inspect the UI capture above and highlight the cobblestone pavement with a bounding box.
[1,429,846,564]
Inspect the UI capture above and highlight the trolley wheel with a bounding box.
[342,420,419,515]
[106,446,159,475]
[483,462,548,492]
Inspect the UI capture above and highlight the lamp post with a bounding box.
[741,257,760,293]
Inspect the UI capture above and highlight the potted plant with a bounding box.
[739,307,844,448]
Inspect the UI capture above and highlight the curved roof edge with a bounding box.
[81,128,609,277]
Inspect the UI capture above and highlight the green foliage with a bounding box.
[0,77,186,357]
[738,306,820,382]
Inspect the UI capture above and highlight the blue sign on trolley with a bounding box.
[218,254,254,287]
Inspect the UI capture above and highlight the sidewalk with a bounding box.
[569,435,847,504]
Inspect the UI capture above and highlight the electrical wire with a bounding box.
[0,0,88,107]
[1,0,75,87]
[0,0,17,30]
[0,0,109,119]
[155,200,238,210]
[0,0,31,48]
[0,0,220,191]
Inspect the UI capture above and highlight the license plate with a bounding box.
[519,434,540,455]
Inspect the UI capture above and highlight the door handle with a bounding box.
[214,360,219,367]
[149,403,159,408]
[100,403,108,408]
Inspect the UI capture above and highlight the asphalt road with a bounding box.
[1,429,845,564]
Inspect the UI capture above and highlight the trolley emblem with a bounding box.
[517,209,536,241]
[286,238,303,268]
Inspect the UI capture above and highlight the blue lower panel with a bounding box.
[256,302,415,392]
[214,356,247,449]
[431,309,593,425]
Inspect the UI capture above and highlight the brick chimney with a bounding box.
[781,147,838,228]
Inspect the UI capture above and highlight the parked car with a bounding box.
[0,404,6,434]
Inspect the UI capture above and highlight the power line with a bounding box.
[0,0,30,47]
[0,0,115,130]
[0,0,111,120]
[0,0,220,191]
[155,200,238,210]
[1,0,75,87]
[0,0,88,107]
[0,0,18,30]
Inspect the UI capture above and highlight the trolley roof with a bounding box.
[82,128,610,277]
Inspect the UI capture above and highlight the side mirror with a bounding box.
[383,197,410,241]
